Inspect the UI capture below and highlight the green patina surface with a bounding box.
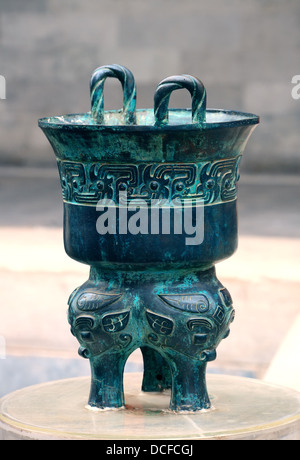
[39,65,259,412]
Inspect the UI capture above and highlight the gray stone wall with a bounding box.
[0,0,299,172]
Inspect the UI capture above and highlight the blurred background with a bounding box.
[0,0,299,399]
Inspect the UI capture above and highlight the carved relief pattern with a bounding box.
[102,311,130,333]
[77,292,122,311]
[146,310,174,336]
[159,294,210,313]
[58,156,241,206]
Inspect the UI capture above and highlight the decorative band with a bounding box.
[58,156,241,206]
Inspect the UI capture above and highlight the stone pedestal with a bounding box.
[1,373,300,440]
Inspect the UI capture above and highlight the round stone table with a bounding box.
[1,373,300,440]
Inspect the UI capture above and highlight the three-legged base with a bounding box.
[1,373,300,440]
[68,267,235,412]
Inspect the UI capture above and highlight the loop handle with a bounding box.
[154,74,206,127]
[90,64,136,124]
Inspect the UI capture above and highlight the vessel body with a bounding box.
[39,65,259,412]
